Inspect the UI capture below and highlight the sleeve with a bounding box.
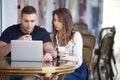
[0,27,11,43]
[41,28,52,43]
[73,32,83,67]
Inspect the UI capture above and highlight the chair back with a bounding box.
[73,22,91,34]
[83,47,92,67]
[98,26,116,47]
[96,26,116,63]
[100,32,114,59]
[82,34,96,49]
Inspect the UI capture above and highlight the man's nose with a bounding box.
[28,22,32,27]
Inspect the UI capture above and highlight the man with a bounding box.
[0,5,57,80]
[0,5,57,61]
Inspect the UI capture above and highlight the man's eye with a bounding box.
[31,20,35,22]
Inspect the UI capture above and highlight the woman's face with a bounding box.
[53,14,63,32]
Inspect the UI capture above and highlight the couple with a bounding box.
[0,6,90,80]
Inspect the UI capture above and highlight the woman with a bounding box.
[52,8,90,80]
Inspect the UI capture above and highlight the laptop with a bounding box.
[11,40,43,62]
[11,61,42,67]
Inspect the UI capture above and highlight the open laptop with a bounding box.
[11,40,43,62]
[11,61,42,67]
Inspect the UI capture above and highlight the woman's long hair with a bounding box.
[52,8,75,46]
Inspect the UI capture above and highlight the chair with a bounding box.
[95,32,115,80]
[0,75,9,80]
[82,34,96,80]
[95,26,118,80]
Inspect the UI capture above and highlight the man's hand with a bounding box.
[42,53,53,62]
[18,35,32,40]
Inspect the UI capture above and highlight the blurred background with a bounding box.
[0,0,120,55]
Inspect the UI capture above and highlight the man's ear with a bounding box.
[18,15,22,23]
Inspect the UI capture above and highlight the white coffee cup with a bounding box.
[58,46,65,57]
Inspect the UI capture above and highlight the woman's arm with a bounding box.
[60,32,83,65]
[72,32,83,64]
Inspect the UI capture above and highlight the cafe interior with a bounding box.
[0,0,120,80]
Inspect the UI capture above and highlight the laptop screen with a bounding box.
[11,40,43,61]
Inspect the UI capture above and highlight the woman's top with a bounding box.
[56,32,83,68]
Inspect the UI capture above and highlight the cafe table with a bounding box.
[0,57,75,80]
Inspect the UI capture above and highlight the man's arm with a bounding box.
[0,41,11,57]
[43,42,57,61]
[0,35,34,58]
[43,42,57,57]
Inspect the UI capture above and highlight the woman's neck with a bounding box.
[57,30,64,37]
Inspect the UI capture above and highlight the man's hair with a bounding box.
[21,5,37,16]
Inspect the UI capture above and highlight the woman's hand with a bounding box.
[60,53,79,64]
[59,53,70,60]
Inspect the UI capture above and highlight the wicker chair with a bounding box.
[95,26,117,80]
[95,32,115,80]
[82,33,96,80]
[0,75,9,80]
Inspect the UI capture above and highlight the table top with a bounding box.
[0,57,74,67]
[0,57,75,79]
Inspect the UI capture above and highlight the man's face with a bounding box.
[20,13,37,34]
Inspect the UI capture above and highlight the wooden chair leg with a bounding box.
[96,56,101,80]
[58,74,66,80]
[109,61,114,80]
[104,60,109,80]
[97,65,101,80]
[90,60,96,80]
